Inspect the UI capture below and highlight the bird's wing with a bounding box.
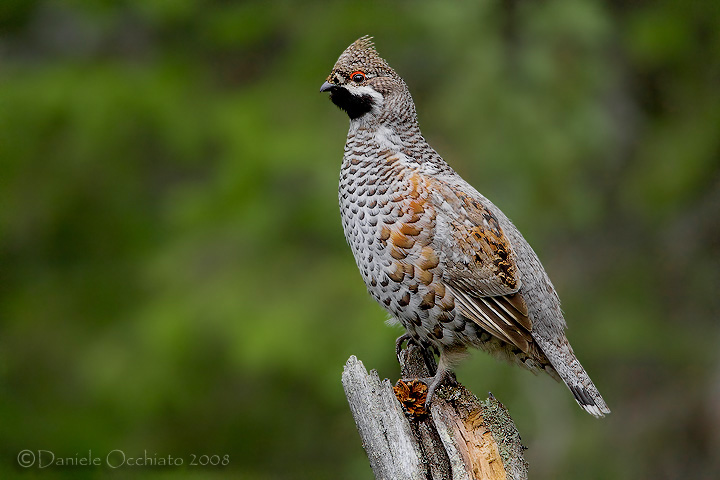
[429,179,533,352]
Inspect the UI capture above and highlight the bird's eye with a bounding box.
[350,71,366,83]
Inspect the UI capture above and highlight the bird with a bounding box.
[320,36,610,417]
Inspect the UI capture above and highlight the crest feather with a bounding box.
[352,35,375,52]
[333,35,397,80]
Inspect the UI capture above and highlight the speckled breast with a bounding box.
[339,148,479,349]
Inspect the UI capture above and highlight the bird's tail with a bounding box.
[565,374,611,418]
[538,338,611,418]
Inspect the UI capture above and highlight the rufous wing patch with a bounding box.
[426,178,533,350]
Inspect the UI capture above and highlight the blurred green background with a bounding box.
[1,1,719,479]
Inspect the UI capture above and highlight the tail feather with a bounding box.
[568,382,611,418]
[534,337,611,418]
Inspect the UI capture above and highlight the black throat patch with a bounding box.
[328,87,375,120]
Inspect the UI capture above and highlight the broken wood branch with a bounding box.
[341,345,528,480]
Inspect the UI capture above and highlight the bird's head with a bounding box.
[320,36,415,123]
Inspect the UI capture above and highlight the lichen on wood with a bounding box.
[342,344,528,479]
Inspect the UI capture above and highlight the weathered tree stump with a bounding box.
[341,344,528,480]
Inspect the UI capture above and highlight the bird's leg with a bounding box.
[395,333,412,362]
[397,334,436,394]
[397,340,459,408]
[398,358,454,408]
[396,334,438,372]
[423,352,457,408]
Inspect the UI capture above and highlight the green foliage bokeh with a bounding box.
[1,1,719,479]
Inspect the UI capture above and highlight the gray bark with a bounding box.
[341,345,528,480]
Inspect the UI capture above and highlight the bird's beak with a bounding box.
[320,81,336,93]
